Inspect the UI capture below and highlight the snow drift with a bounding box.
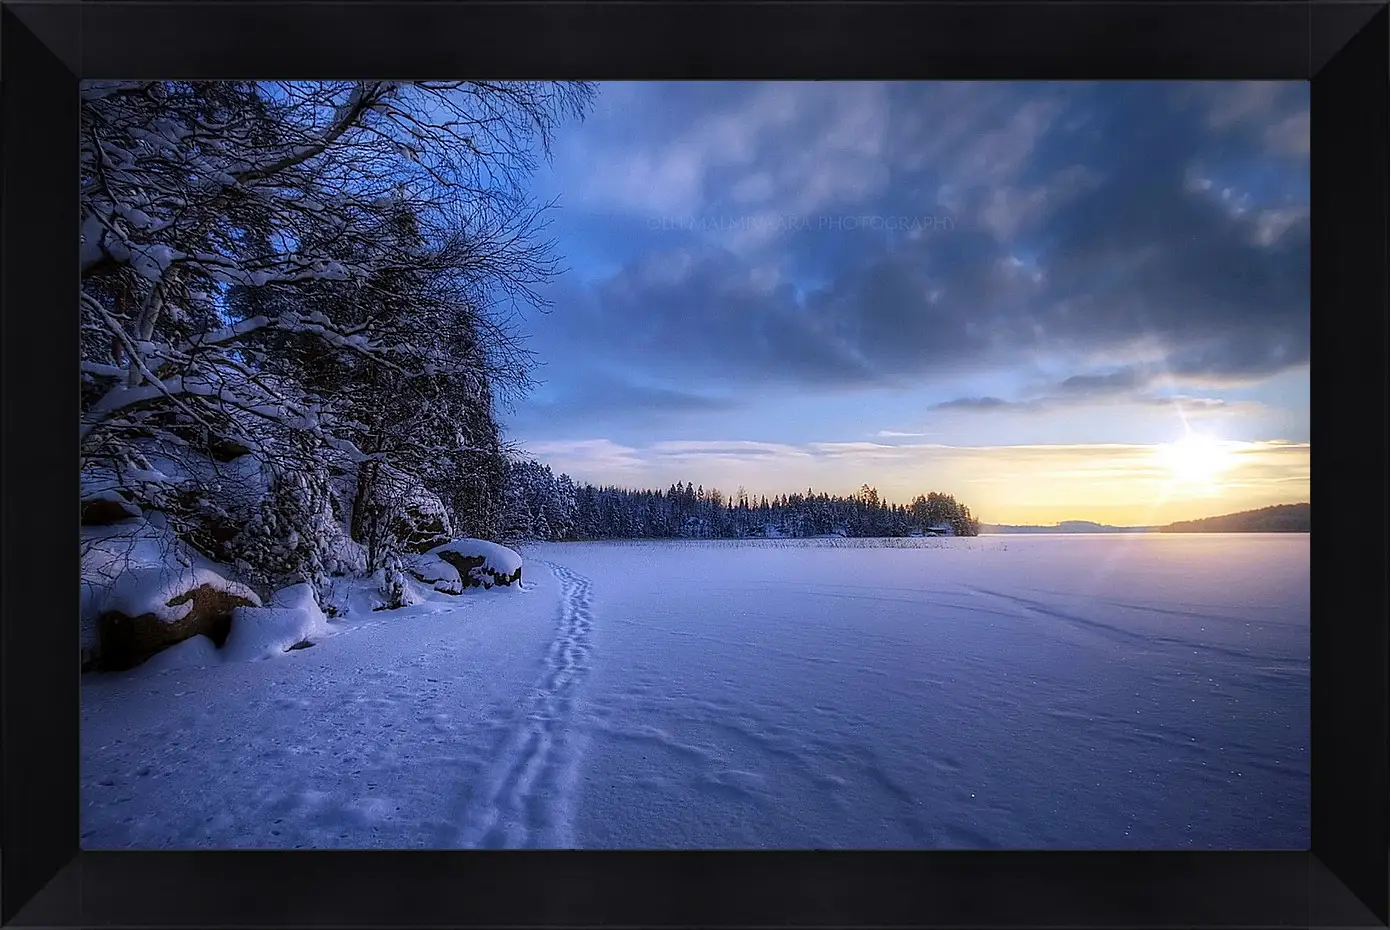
[222,583,331,661]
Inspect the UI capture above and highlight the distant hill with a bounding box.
[1157,503,1309,533]
[980,520,1152,534]
[982,504,1310,535]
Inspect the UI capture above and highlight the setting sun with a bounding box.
[1156,434,1237,486]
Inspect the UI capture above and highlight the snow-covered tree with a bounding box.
[499,457,579,542]
[80,80,594,599]
[495,466,981,541]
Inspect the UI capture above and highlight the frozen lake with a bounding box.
[81,534,1309,849]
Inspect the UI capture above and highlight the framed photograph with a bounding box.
[2,1,1385,926]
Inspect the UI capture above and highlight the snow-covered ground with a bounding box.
[81,534,1309,849]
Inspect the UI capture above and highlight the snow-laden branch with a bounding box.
[234,82,395,186]
[175,315,270,353]
[79,79,595,590]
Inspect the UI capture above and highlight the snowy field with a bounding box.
[81,534,1309,849]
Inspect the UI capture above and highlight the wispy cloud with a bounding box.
[927,365,1268,420]
[930,392,1256,418]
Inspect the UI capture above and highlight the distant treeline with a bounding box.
[1158,503,1310,534]
[503,459,981,540]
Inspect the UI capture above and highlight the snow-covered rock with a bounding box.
[102,563,260,626]
[415,539,523,591]
[97,577,260,671]
[82,519,261,671]
[378,465,453,554]
[80,490,143,526]
[404,553,465,595]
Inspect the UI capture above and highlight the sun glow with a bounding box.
[1155,433,1237,487]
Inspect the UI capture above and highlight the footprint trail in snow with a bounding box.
[454,561,593,848]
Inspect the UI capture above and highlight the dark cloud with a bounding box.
[543,82,1309,401]
[1026,98,1310,380]
[931,396,1019,411]
[613,383,741,414]
[579,243,877,386]
[1056,368,1152,395]
[524,369,741,423]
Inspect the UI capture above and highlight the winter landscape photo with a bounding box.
[80,80,1310,850]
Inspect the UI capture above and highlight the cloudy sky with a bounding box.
[499,81,1309,526]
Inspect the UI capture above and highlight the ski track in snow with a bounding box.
[82,536,1308,850]
[452,561,593,848]
[962,585,1292,664]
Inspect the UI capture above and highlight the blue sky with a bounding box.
[498,82,1309,525]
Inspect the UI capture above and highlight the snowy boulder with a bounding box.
[81,490,142,526]
[404,554,466,595]
[397,496,453,554]
[222,585,330,661]
[207,435,253,463]
[83,516,262,671]
[422,539,523,590]
[377,465,454,554]
[96,569,261,671]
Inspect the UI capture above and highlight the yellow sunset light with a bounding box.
[1156,434,1236,486]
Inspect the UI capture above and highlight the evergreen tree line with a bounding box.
[501,458,981,540]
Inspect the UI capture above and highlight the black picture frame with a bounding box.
[3,2,1385,927]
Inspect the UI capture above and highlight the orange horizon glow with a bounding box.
[526,436,1311,528]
